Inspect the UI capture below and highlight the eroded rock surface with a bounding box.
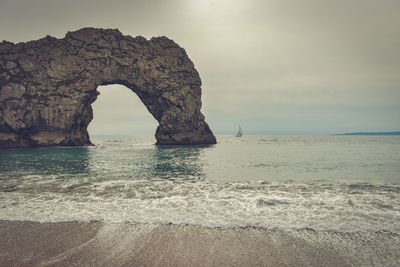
[0,28,216,147]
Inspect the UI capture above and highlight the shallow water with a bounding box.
[0,135,399,233]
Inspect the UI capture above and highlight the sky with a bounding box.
[1,0,399,135]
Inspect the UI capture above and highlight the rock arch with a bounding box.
[0,28,216,147]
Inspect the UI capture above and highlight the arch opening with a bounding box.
[88,84,158,137]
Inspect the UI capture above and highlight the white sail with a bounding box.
[236,125,242,137]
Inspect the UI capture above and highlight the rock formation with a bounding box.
[0,28,216,147]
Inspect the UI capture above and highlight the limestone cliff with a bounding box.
[0,28,216,147]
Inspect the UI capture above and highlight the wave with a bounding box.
[1,179,399,233]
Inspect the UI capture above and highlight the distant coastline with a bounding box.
[336,131,400,136]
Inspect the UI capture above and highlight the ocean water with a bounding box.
[0,135,399,233]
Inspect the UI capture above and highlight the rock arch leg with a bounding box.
[0,28,216,147]
[131,87,216,145]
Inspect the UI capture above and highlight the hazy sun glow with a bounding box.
[2,0,399,134]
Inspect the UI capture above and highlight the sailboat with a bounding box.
[236,125,242,137]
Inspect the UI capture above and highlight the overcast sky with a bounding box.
[1,0,399,134]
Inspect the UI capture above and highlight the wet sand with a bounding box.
[0,220,399,266]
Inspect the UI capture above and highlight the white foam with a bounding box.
[1,180,399,233]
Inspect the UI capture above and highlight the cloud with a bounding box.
[1,0,399,134]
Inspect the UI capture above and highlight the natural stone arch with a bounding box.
[0,28,216,147]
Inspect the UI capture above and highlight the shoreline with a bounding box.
[1,220,399,266]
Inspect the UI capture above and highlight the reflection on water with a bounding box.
[1,146,207,183]
[0,147,90,193]
[1,135,399,185]
[0,138,208,182]
[0,137,209,193]
[84,137,208,182]
[150,145,208,180]
[0,147,90,175]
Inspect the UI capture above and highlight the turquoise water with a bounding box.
[1,135,400,232]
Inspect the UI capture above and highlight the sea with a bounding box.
[1,135,399,234]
